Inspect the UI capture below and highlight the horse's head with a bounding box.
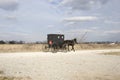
[73,38,77,44]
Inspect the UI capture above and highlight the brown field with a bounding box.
[0,44,120,53]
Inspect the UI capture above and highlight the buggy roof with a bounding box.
[47,34,64,36]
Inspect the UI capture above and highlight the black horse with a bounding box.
[64,38,77,51]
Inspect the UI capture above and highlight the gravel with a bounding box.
[0,49,120,80]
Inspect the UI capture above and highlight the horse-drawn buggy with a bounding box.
[42,34,77,52]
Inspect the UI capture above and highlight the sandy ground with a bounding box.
[0,49,120,80]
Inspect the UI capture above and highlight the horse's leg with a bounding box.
[71,45,73,50]
[73,46,75,52]
[72,45,75,52]
[68,45,69,51]
[64,44,67,50]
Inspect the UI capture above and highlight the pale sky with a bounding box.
[0,0,120,42]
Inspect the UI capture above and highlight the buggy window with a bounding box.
[58,36,60,39]
[61,36,64,39]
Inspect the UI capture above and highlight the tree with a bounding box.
[8,41,17,44]
[0,40,6,44]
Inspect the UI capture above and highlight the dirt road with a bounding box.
[0,49,120,80]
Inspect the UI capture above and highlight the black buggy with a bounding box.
[43,34,67,52]
[42,34,77,52]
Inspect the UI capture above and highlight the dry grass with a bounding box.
[0,70,4,74]
[0,76,32,80]
[75,44,120,50]
[0,44,43,53]
[0,70,31,80]
[102,52,120,56]
[0,76,14,80]
[0,44,120,53]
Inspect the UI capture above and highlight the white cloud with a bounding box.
[0,15,17,22]
[47,25,55,28]
[0,24,12,28]
[91,27,99,30]
[5,15,17,20]
[104,30,120,34]
[0,0,18,11]
[59,0,109,10]
[65,29,94,34]
[48,0,54,3]
[64,22,75,26]
[64,16,98,22]
[104,20,120,25]
[0,32,29,36]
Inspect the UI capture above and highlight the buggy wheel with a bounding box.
[42,44,49,52]
[51,43,58,53]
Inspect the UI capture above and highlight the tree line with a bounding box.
[0,40,119,44]
[0,40,25,44]
[0,40,46,44]
[82,41,120,44]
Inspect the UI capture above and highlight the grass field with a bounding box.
[0,44,120,53]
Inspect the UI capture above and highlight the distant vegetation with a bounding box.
[0,40,45,44]
[0,40,120,44]
[0,40,25,44]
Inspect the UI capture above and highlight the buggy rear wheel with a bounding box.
[42,44,49,52]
